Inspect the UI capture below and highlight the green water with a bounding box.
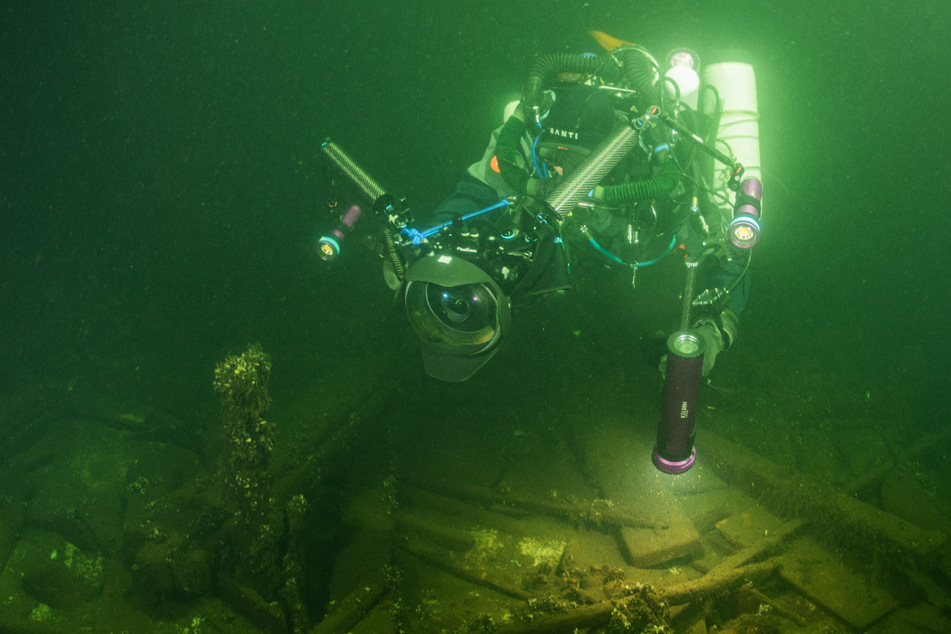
[2,1,949,631]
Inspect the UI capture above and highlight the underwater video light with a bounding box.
[652,330,705,474]
[318,204,363,262]
[729,177,762,249]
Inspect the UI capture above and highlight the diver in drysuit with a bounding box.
[417,33,752,381]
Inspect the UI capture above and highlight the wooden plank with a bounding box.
[701,430,945,560]
[715,505,784,549]
[398,536,532,601]
[409,480,654,529]
[620,507,700,568]
[780,536,896,629]
[710,518,804,573]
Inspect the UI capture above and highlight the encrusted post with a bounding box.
[213,344,292,628]
[213,342,275,505]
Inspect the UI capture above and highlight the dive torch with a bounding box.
[317,140,412,270]
[318,204,363,262]
[317,139,384,262]
[652,331,705,474]
[729,177,763,248]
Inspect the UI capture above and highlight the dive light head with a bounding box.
[404,254,511,382]
[729,177,763,249]
[317,236,341,261]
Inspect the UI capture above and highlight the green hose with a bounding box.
[598,157,682,205]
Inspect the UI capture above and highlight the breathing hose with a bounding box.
[522,53,616,119]
[597,157,683,205]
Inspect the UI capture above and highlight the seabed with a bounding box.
[1,325,949,634]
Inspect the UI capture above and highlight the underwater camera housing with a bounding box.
[403,254,512,382]
[400,203,574,381]
[319,139,566,381]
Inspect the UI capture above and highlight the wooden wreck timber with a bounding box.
[309,409,951,632]
[700,430,946,560]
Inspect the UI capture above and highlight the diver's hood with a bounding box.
[404,254,512,382]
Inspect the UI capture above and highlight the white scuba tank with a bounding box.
[700,59,762,212]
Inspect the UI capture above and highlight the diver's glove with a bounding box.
[693,308,739,377]
[692,317,725,377]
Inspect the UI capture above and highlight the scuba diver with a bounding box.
[319,31,762,383]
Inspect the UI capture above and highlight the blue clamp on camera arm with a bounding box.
[401,199,512,246]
